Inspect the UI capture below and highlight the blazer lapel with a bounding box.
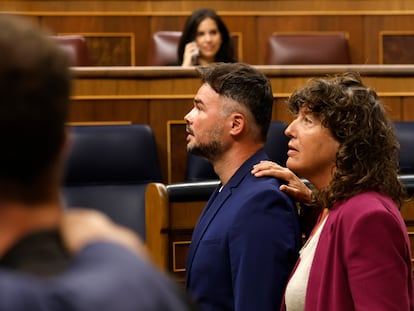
[186,185,231,279]
[186,149,269,283]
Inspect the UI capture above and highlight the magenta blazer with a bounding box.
[282,191,414,311]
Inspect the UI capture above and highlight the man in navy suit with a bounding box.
[184,63,301,311]
[0,14,199,311]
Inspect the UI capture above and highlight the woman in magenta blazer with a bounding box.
[252,72,414,311]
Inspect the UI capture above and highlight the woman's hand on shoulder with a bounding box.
[251,160,314,204]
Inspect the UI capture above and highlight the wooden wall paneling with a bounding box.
[69,98,150,124]
[169,199,205,278]
[145,182,170,271]
[172,241,191,272]
[333,16,365,64]
[380,31,414,65]
[221,15,255,64]
[170,230,192,281]
[273,97,292,124]
[364,15,414,65]
[41,15,150,65]
[267,75,310,99]
[366,76,414,94]
[230,32,243,62]
[380,97,403,121]
[362,15,380,64]
[73,75,199,97]
[55,32,135,66]
[149,99,194,183]
[402,97,414,121]
[150,15,187,33]
[92,99,149,122]
[166,121,188,183]
[0,1,152,12]
[68,100,96,122]
[8,14,41,26]
[88,33,135,66]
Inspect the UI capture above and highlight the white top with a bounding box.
[284,216,328,311]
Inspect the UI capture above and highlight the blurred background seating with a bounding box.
[265,32,351,65]
[147,31,182,66]
[50,35,92,66]
[62,124,162,239]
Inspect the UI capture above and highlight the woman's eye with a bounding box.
[304,117,313,124]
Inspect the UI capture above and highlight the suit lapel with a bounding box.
[185,150,269,284]
[186,185,231,278]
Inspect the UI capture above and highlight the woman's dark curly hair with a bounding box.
[287,72,406,209]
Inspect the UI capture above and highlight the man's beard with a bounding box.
[187,139,223,161]
[187,123,225,160]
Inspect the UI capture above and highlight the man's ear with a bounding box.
[229,113,245,135]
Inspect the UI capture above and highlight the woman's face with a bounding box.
[285,107,339,190]
[195,17,222,62]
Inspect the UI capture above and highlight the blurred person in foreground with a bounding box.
[0,13,199,311]
[252,72,414,311]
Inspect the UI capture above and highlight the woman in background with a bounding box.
[178,8,235,67]
[252,72,414,311]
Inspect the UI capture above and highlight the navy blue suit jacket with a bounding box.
[0,242,200,311]
[186,150,301,311]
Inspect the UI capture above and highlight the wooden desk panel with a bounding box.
[72,65,414,183]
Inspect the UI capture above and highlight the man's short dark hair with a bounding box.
[196,62,274,142]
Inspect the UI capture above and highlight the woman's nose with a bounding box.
[285,120,296,138]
